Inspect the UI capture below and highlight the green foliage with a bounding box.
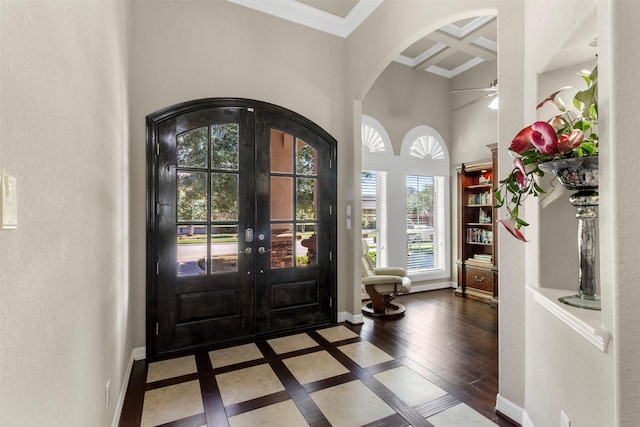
[367,251,376,266]
[177,124,240,222]
[406,176,434,224]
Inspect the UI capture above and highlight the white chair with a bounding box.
[361,238,411,318]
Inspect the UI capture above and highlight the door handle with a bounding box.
[240,247,252,255]
[258,247,272,254]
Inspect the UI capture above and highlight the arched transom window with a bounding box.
[401,125,448,162]
[361,115,392,155]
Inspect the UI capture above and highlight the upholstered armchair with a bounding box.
[361,238,411,318]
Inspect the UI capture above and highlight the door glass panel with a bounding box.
[177,127,208,168]
[271,176,293,220]
[296,178,316,220]
[271,224,293,269]
[270,129,293,173]
[177,225,207,276]
[211,124,239,170]
[211,225,238,273]
[296,140,316,175]
[211,173,238,221]
[177,171,208,222]
[297,224,317,266]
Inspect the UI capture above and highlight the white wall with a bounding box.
[525,292,614,427]
[0,1,131,425]
[600,1,640,425]
[449,59,498,165]
[128,0,348,345]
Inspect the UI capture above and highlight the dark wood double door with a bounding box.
[147,99,336,358]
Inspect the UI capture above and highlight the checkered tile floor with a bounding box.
[134,325,497,426]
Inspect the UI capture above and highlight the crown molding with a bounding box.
[439,15,495,38]
[473,36,497,52]
[426,57,485,78]
[226,0,382,38]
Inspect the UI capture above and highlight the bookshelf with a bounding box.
[456,144,498,306]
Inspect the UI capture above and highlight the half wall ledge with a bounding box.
[527,286,610,352]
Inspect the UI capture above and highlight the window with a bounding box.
[361,170,387,267]
[361,118,450,283]
[406,174,446,273]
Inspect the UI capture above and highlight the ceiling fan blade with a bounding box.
[449,87,497,93]
[452,92,497,111]
[449,79,498,94]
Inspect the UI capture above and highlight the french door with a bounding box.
[147,99,336,358]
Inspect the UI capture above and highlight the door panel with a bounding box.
[155,107,255,355]
[254,111,332,333]
[148,100,336,358]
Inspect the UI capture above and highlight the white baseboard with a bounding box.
[132,346,146,361]
[111,347,146,427]
[339,310,364,324]
[495,393,524,425]
[409,281,456,293]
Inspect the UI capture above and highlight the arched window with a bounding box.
[361,115,392,269]
[361,115,392,155]
[401,125,448,162]
[400,126,450,278]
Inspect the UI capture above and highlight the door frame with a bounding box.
[146,98,338,359]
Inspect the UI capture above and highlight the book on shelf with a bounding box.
[467,191,492,205]
[466,258,492,267]
[466,254,493,266]
[466,227,493,244]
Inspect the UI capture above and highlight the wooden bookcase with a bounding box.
[456,144,498,306]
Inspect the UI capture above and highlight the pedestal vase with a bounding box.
[539,156,600,310]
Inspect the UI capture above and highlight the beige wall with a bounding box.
[0,1,131,425]
[362,61,451,156]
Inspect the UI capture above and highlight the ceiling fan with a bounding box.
[449,79,498,111]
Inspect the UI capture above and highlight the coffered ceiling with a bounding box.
[228,0,496,79]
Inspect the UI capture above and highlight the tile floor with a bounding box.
[138,325,497,426]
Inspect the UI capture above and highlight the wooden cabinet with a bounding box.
[456,144,498,306]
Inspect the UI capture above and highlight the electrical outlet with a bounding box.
[105,380,111,411]
[561,410,571,427]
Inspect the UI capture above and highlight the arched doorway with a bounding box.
[146,98,337,358]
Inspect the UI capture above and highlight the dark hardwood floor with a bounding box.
[119,289,516,426]
[353,289,510,425]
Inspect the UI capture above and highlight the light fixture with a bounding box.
[488,96,499,110]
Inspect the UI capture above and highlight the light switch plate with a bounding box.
[1,174,18,229]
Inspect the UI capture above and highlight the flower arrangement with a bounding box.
[495,66,598,241]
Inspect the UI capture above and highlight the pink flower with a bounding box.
[497,215,528,242]
[537,87,571,111]
[530,121,560,155]
[511,126,536,153]
[558,129,585,152]
[511,121,559,156]
[513,158,530,191]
